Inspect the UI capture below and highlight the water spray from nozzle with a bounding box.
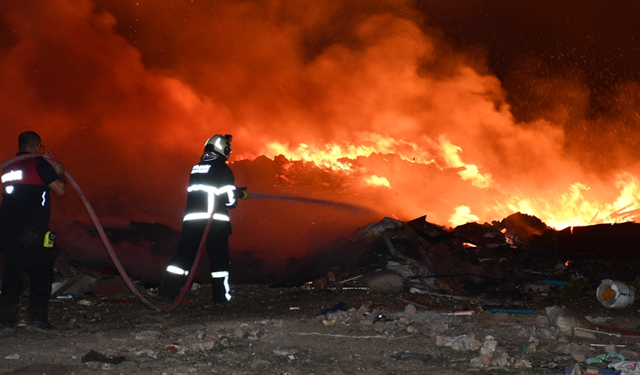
[242,189,375,214]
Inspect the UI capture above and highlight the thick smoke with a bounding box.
[1,0,639,280]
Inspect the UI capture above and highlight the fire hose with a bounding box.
[0,154,208,313]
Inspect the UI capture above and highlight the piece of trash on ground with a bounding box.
[81,350,125,364]
[545,305,596,339]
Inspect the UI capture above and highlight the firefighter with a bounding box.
[0,131,66,333]
[158,134,247,305]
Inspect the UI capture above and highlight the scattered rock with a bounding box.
[135,330,163,340]
[469,354,491,367]
[191,341,215,351]
[491,352,510,367]
[397,317,410,326]
[514,359,532,368]
[233,327,245,338]
[135,349,157,359]
[404,304,417,317]
[480,338,497,356]
[441,334,481,351]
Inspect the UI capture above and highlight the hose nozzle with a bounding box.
[235,186,248,200]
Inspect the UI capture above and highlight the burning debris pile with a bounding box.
[346,212,558,297]
[301,212,640,301]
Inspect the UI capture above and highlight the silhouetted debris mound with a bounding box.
[342,213,640,299]
[492,212,548,247]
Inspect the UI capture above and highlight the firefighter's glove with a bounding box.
[235,187,249,200]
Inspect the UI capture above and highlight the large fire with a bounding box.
[241,136,640,229]
[1,0,640,279]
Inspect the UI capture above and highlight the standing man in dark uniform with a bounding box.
[158,134,246,305]
[0,131,66,333]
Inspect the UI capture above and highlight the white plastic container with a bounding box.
[596,279,635,309]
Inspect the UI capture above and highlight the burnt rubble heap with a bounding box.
[7,210,636,307]
[331,212,640,298]
[36,211,640,303]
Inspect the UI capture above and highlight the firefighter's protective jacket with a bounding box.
[182,154,236,225]
[1,152,60,227]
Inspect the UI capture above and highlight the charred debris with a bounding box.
[296,212,640,301]
[42,213,640,302]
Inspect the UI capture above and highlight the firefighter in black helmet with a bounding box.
[158,134,247,304]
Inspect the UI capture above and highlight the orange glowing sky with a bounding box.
[2,0,640,264]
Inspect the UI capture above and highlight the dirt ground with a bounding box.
[1,282,640,375]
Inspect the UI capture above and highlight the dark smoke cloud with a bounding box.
[1,0,639,280]
[86,0,640,176]
[416,0,640,171]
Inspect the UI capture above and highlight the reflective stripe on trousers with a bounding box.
[211,270,231,301]
[166,265,189,276]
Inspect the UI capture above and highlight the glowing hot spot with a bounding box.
[365,175,391,188]
[450,206,480,226]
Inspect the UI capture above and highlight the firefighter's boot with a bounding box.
[158,272,186,301]
[211,276,230,305]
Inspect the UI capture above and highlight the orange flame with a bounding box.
[438,136,494,189]
[365,175,391,188]
[250,133,496,191]
[259,132,437,171]
[493,173,640,229]
[243,134,640,230]
[450,206,480,227]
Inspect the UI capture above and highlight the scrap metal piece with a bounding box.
[573,326,622,338]
[360,270,403,293]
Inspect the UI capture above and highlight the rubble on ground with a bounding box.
[3,212,640,374]
[3,281,640,374]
